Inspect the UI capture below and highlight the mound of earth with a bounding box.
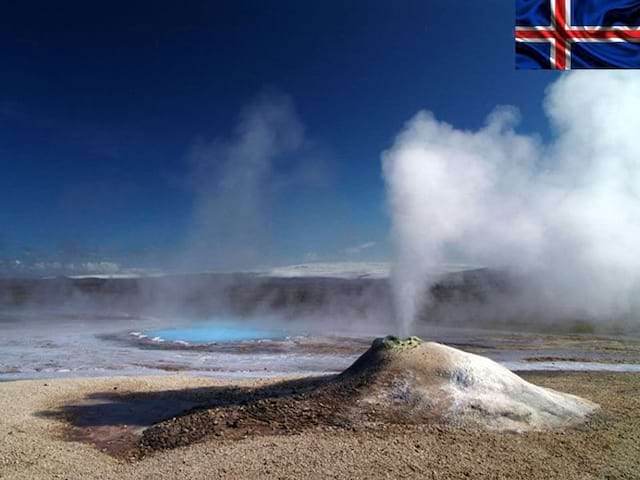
[338,336,597,430]
[140,336,597,453]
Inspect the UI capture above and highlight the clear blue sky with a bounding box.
[0,0,560,270]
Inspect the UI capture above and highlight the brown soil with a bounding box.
[2,372,640,479]
[136,370,639,479]
[138,375,352,453]
[523,355,640,364]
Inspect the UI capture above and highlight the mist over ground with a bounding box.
[1,266,633,336]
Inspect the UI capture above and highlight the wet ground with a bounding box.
[2,309,640,381]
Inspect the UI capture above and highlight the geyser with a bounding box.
[383,71,640,333]
[141,335,598,453]
[339,336,597,431]
[183,92,306,271]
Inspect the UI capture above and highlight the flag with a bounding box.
[516,0,640,69]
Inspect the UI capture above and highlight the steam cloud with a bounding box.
[184,92,305,271]
[383,72,640,334]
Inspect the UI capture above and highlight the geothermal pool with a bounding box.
[2,309,640,381]
[144,321,287,344]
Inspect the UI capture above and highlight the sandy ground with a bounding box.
[1,372,639,480]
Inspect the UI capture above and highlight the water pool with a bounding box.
[145,321,287,343]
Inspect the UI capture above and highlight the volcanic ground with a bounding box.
[137,336,597,455]
[5,365,640,479]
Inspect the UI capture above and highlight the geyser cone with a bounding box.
[337,336,598,431]
[141,336,599,454]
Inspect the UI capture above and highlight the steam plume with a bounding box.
[383,72,640,333]
[184,92,304,270]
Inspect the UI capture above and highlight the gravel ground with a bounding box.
[1,372,639,479]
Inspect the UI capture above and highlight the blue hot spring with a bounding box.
[145,320,287,344]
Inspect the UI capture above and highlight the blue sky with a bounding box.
[0,0,561,271]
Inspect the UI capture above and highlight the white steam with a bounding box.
[184,92,305,270]
[383,71,640,333]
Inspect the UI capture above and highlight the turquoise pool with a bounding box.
[146,321,287,343]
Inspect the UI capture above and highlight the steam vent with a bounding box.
[338,336,598,431]
[141,336,599,452]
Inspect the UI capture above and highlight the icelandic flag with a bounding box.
[516,0,640,69]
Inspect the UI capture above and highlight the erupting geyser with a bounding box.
[383,71,640,333]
